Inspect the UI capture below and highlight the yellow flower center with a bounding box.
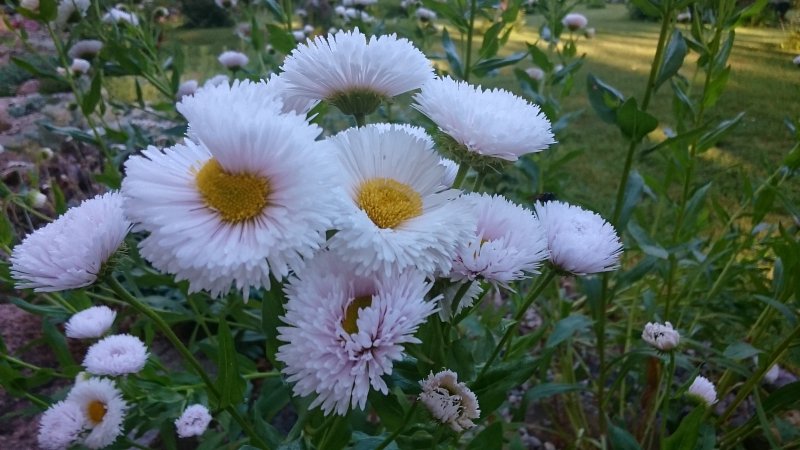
[341,295,373,334]
[195,158,270,223]
[87,400,107,424]
[356,178,422,229]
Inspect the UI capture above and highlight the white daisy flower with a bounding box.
[534,200,622,275]
[66,378,127,449]
[451,193,548,286]
[217,50,249,70]
[279,28,434,116]
[55,0,90,26]
[641,321,680,351]
[413,76,555,163]
[292,30,306,42]
[419,370,480,432]
[326,125,475,277]
[175,404,212,438]
[687,376,718,406]
[203,74,230,88]
[10,192,131,292]
[83,334,148,376]
[67,40,102,60]
[37,400,87,450]
[70,58,91,75]
[102,8,139,25]
[176,80,198,99]
[793,55,800,66]
[65,306,117,339]
[277,251,437,416]
[122,81,343,298]
[525,67,545,81]
[562,13,588,31]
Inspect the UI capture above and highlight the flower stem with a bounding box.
[477,269,556,379]
[658,353,676,449]
[354,113,367,127]
[471,170,486,192]
[106,277,271,449]
[375,401,419,450]
[452,163,470,189]
[463,0,478,82]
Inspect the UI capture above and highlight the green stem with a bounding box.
[106,277,271,450]
[0,353,69,377]
[452,163,470,189]
[463,0,478,82]
[354,113,367,127]
[375,402,419,450]
[471,170,486,192]
[659,353,676,450]
[442,281,473,340]
[477,269,556,379]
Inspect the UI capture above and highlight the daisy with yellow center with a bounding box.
[66,377,127,449]
[327,124,475,278]
[277,251,437,416]
[121,80,345,298]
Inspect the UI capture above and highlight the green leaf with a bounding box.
[628,221,669,259]
[215,320,246,409]
[266,24,296,54]
[479,22,504,59]
[472,52,527,77]
[763,381,800,414]
[587,74,624,124]
[664,407,705,450]
[609,424,643,450]
[702,66,730,109]
[261,288,285,369]
[655,31,687,89]
[81,72,103,116]
[352,432,399,450]
[0,213,13,247]
[616,98,659,141]
[524,382,584,404]
[263,0,286,21]
[368,390,406,430]
[527,43,553,72]
[545,314,592,349]
[618,170,644,230]
[628,0,662,17]
[11,57,53,78]
[251,16,264,52]
[467,422,503,450]
[696,112,744,152]
[722,342,761,361]
[441,28,463,79]
[38,0,58,22]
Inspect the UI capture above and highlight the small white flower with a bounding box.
[676,11,692,22]
[793,55,800,66]
[641,321,680,351]
[562,13,588,31]
[764,364,780,385]
[66,378,127,449]
[20,0,39,12]
[334,5,346,16]
[526,67,545,81]
[277,251,437,416]
[175,404,212,438]
[345,7,359,18]
[40,147,54,159]
[28,190,47,208]
[65,306,117,339]
[534,200,622,275]
[176,79,198,99]
[413,76,555,162]
[11,192,131,292]
[217,50,249,70]
[70,58,91,75]
[83,334,148,376]
[303,24,314,34]
[415,7,436,21]
[55,0,90,25]
[295,8,308,17]
[203,74,229,88]
[687,376,718,406]
[214,0,236,8]
[419,370,480,432]
[584,27,596,38]
[37,400,87,450]
[102,8,139,25]
[68,40,103,59]
[293,30,306,41]
[451,193,549,286]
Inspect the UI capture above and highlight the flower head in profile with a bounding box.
[280,28,434,117]
[37,400,87,450]
[277,251,437,416]
[525,67,545,81]
[413,76,555,165]
[534,200,622,275]
[175,404,212,438]
[66,306,117,339]
[66,377,127,449]
[562,13,588,31]
[55,0,90,26]
[687,376,718,407]
[83,334,148,376]
[217,50,249,70]
[69,58,91,75]
[68,40,103,60]
[203,74,230,88]
[122,81,343,298]
[327,125,474,277]
[176,79,198,99]
[641,321,680,351]
[419,370,480,432]
[102,8,139,25]
[20,0,39,12]
[450,193,548,286]
[11,192,130,292]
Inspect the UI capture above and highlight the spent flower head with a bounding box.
[419,370,480,432]
[641,321,680,351]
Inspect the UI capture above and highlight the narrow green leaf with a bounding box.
[38,0,58,22]
[587,74,624,124]
[251,16,264,52]
[609,424,644,450]
[467,422,503,450]
[618,170,644,230]
[479,22,504,59]
[527,43,553,72]
[628,221,669,259]
[545,315,592,349]
[722,342,761,361]
[655,31,687,89]
[702,66,730,109]
[616,98,659,141]
[261,288,285,369]
[442,28,463,79]
[266,24,296,54]
[696,112,744,152]
[524,382,585,404]
[471,52,527,77]
[664,407,705,450]
[216,320,246,409]
[81,72,103,116]
[0,213,13,247]
[628,0,662,17]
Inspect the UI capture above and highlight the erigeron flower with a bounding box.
[562,13,588,31]
[295,7,308,17]
[293,30,306,41]
[280,28,434,117]
[70,58,91,75]
[20,0,39,12]
[676,11,692,22]
[764,364,780,385]
[584,27,596,38]
[303,24,314,34]
[55,0,90,26]
[83,334,148,376]
[277,251,437,416]
[217,51,249,70]
[525,67,545,81]
[372,123,455,188]
[10,192,131,292]
[641,321,680,351]
[37,400,87,450]
[66,378,127,449]
[687,376,718,406]
[203,74,229,88]
[334,5,346,16]
[450,193,549,286]
[413,76,555,164]
[102,8,139,25]
[326,125,474,277]
[793,55,800,66]
[261,73,318,114]
[345,7,358,18]
[68,40,103,60]
[534,200,622,275]
[122,81,343,298]
[175,404,212,438]
[419,370,480,432]
[415,7,436,21]
[176,79,198,99]
[65,306,117,339]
